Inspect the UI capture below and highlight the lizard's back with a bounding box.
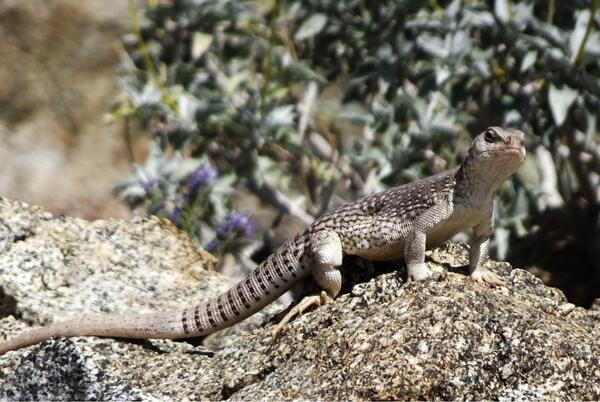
[311,167,459,260]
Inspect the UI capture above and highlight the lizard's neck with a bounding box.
[454,151,505,207]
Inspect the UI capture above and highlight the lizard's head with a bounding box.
[467,126,526,176]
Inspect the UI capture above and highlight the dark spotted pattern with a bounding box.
[311,167,458,256]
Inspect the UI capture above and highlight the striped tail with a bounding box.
[0,234,310,355]
[180,233,310,336]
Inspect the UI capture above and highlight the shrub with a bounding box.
[112,0,600,260]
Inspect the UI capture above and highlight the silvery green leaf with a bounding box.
[130,82,162,107]
[435,66,451,87]
[355,147,388,168]
[255,156,291,189]
[280,63,327,84]
[520,51,537,72]
[191,32,213,60]
[513,188,529,237]
[494,226,510,260]
[118,184,147,200]
[168,157,202,182]
[225,71,248,94]
[363,169,387,193]
[584,108,597,146]
[505,109,522,126]
[511,2,534,31]
[376,43,395,63]
[178,93,200,126]
[211,174,236,199]
[406,17,444,31]
[444,0,461,19]
[548,84,578,126]
[569,10,590,62]
[494,0,511,24]
[339,110,372,126]
[416,34,448,59]
[422,93,453,132]
[295,14,327,41]
[449,31,471,58]
[461,9,495,28]
[548,47,568,64]
[430,111,456,134]
[265,105,296,128]
[473,60,491,77]
[581,32,600,62]
[140,141,164,178]
[396,33,414,56]
[472,46,491,62]
[403,164,425,182]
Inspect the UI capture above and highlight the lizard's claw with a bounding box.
[470,268,506,287]
[272,291,332,339]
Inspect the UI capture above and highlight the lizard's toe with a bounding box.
[471,268,506,287]
[272,291,331,339]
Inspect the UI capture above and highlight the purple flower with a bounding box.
[215,211,253,238]
[141,179,157,193]
[204,239,218,253]
[188,165,218,191]
[167,206,182,225]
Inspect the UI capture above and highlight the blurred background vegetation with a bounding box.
[0,0,598,306]
[112,0,600,306]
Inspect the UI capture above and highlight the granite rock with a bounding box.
[0,197,599,400]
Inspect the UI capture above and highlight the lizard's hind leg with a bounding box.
[272,230,343,337]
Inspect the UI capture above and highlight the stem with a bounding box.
[277,0,298,63]
[429,0,442,12]
[546,0,555,24]
[128,0,162,89]
[575,0,598,65]
[123,117,135,164]
[258,2,279,116]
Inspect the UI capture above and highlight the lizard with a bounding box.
[0,126,525,355]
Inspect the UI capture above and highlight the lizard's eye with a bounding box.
[484,129,497,143]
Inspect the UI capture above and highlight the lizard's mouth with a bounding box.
[483,147,525,160]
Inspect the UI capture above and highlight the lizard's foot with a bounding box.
[407,262,433,282]
[272,291,333,338]
[470,268,506,287]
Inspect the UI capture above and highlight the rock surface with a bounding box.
[0,198,599,400]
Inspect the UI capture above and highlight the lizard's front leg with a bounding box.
[404,203,452,281]
[272,230,342,337]
[469,213,506,286]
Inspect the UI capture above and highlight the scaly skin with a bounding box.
[0,126,526,355]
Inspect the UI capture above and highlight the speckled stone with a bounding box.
[1,197,599,400]
[0,197,226,326]
[227,268,600,400]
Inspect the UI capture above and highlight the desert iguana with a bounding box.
[0,126,525,355]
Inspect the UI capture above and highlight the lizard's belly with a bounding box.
[425,219,470,248]
[350,240,407,261]
[343,213,480,261]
